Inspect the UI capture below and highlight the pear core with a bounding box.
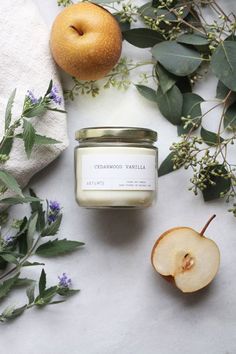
[151,227,220,293]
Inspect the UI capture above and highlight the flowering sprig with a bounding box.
[48,200,61,223]
[0,80,65,163]
[63,58,151,99]
[58,273,72,288]
[0,192,84,322]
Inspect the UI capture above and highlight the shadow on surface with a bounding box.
[86,209,151,247]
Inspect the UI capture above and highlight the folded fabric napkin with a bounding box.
[0,0,68,190]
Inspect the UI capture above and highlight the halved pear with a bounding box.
[151,219,220,293]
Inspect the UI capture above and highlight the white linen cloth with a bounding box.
[0,0,68,189]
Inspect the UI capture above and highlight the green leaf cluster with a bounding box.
[0,191,84,322]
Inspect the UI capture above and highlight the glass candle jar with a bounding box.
[75,127,158,209]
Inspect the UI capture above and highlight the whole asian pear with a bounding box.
[50,3,122,80]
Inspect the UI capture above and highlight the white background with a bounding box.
[2,1,236,353]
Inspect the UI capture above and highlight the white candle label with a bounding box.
[81,154,156,190]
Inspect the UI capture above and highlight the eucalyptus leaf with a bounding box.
[226,34,236,41]
[139,2,187,21]
[41,214,62,237]
[158,151,183,176]
[200,127,224,146]
[177,34,209,46]
[114,14,130,32]
[224,102,236,129]
[23,119,36,158]
[135,85,157,102]
[152,41,202,76]
[39,269,46,296]
[123,28,164,48]
[175,76,192,93]
[201,164,231,201]
[216,80,231,99]
[156,85,183,125]
[139,3,175,20]
[5,89,16,132]
[156,63,176,94]
[178,93,204,135]
[36,239,84,257]
[211,41,236,92]
[0,170,23,197]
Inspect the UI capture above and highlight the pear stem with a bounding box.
[200,214,216,236]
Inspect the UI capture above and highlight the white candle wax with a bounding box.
[75,146,157,208]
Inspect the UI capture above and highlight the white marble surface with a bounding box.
[2,1,236,353]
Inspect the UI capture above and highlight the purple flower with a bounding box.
[49,85,62,105]
[26,90,39,104]
[58,273,72,288]
[48,200,61,223]
[4,234,14,245]
[49,200,61,212]
[48,214,57,223]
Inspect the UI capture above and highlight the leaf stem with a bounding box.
[200,214,216,236]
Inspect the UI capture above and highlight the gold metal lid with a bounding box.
[75,127,157,143]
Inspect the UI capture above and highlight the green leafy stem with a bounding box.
[0,80,65,162]
[0,191,84,322]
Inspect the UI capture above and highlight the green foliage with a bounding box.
[156,63,176,94]
[0,80,63,163]
[0,193,84,323]
[176,34,209,46]
[158,152,180,177]
[200,127,224,147]
[0,276,19,301]
[224,102,236,130]
[39,269,46,296]
[5,89,16,132]
[178,93,204,135]
[36,239,84,257]
[58,0,236,217]
[123,28,164,48]
[211,41,236,92]
[152,41,202,76]
[201,165,231,201]
[41,214,62,237]
[0,171,23,197]
[156,85,183,125]
[135,85,157,102]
